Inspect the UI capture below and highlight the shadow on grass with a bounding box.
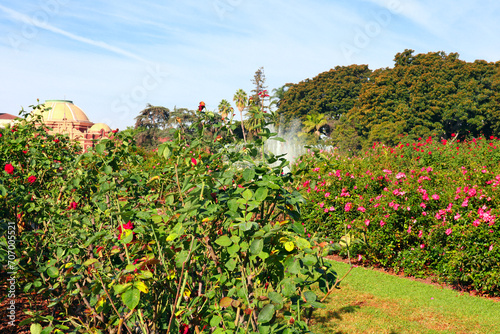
[314,303,361,323]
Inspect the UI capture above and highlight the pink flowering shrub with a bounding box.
[294,136,500,295]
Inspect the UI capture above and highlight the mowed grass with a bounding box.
[309,260,500,334]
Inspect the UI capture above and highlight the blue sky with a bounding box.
[1,0,499,130]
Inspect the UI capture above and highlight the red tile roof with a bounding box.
[0,113,19,120]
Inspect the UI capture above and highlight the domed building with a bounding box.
[35,100,112,150]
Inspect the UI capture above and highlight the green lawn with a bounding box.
[310,261,500,334]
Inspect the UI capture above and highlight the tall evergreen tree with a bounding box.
[250,67,267,107]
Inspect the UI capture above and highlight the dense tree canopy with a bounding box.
[278,50,500,148]
[278,64,372,128]
[134,104,170,148]
[347,50,500,144]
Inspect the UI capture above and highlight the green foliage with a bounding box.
[0,102,340,333]
[278,64,372,128]
[134,103,171,149]
[345,50,500,146]
[278,50,500,150]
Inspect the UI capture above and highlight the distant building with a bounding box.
[33,100,111,150]
[0,113,20,128]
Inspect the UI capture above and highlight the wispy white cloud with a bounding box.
[0,4,148,62]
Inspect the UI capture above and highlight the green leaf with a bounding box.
[163,146,171,159]
[215,235,232,247]
[104,165,113,174]
[227,243,240,256]
[41,327,54,334]
[166,194,174,205]
[225,258,237,271]
[254,187,268,202]
[210,315,222,327]
[0,185,7,196]
[242,189,253,201]
[95,143,105,155]
[308,301,325,308]
[47,266,59,278]
[258,251,269,260]
[250,239,264,255]
[243,168,255,181]
[83,258,99,266]
[257,303,275,323]
[152,215,163,223]
[268,291,283,304]
[303,290,317,302]
[228,199,239,212]
[282,280,296,297]
[287,259,301,275]
[295,237,311,250]
[302,254,317,266]
[113,283,131,295]
[122,288,140,310]
[30,323,43,334]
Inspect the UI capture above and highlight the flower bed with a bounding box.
[293,136,500,296]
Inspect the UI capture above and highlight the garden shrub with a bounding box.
[0,103,339,333]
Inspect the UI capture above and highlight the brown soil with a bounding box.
[0,271,47,334]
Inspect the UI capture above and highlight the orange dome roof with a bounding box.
[89,123,111,133]
[38,100,91,123]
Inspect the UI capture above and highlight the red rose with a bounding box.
[27,175,37,184]
[4,163,14,174]
[69,201,78,210]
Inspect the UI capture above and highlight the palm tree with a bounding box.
[245,105,266,138]
[270,84,289,110]
[218,99,232,122]
[302,112,328,138]
[233,89,248,143]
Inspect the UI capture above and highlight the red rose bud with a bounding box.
[27,175,37,184]
[191,157,197,166]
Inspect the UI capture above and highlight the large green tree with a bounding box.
[346,50,500,145]
[134,104,170,148]
[278,64,372,128]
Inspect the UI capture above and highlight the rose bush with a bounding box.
[294,136,500,296]
[0,102,339,333]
